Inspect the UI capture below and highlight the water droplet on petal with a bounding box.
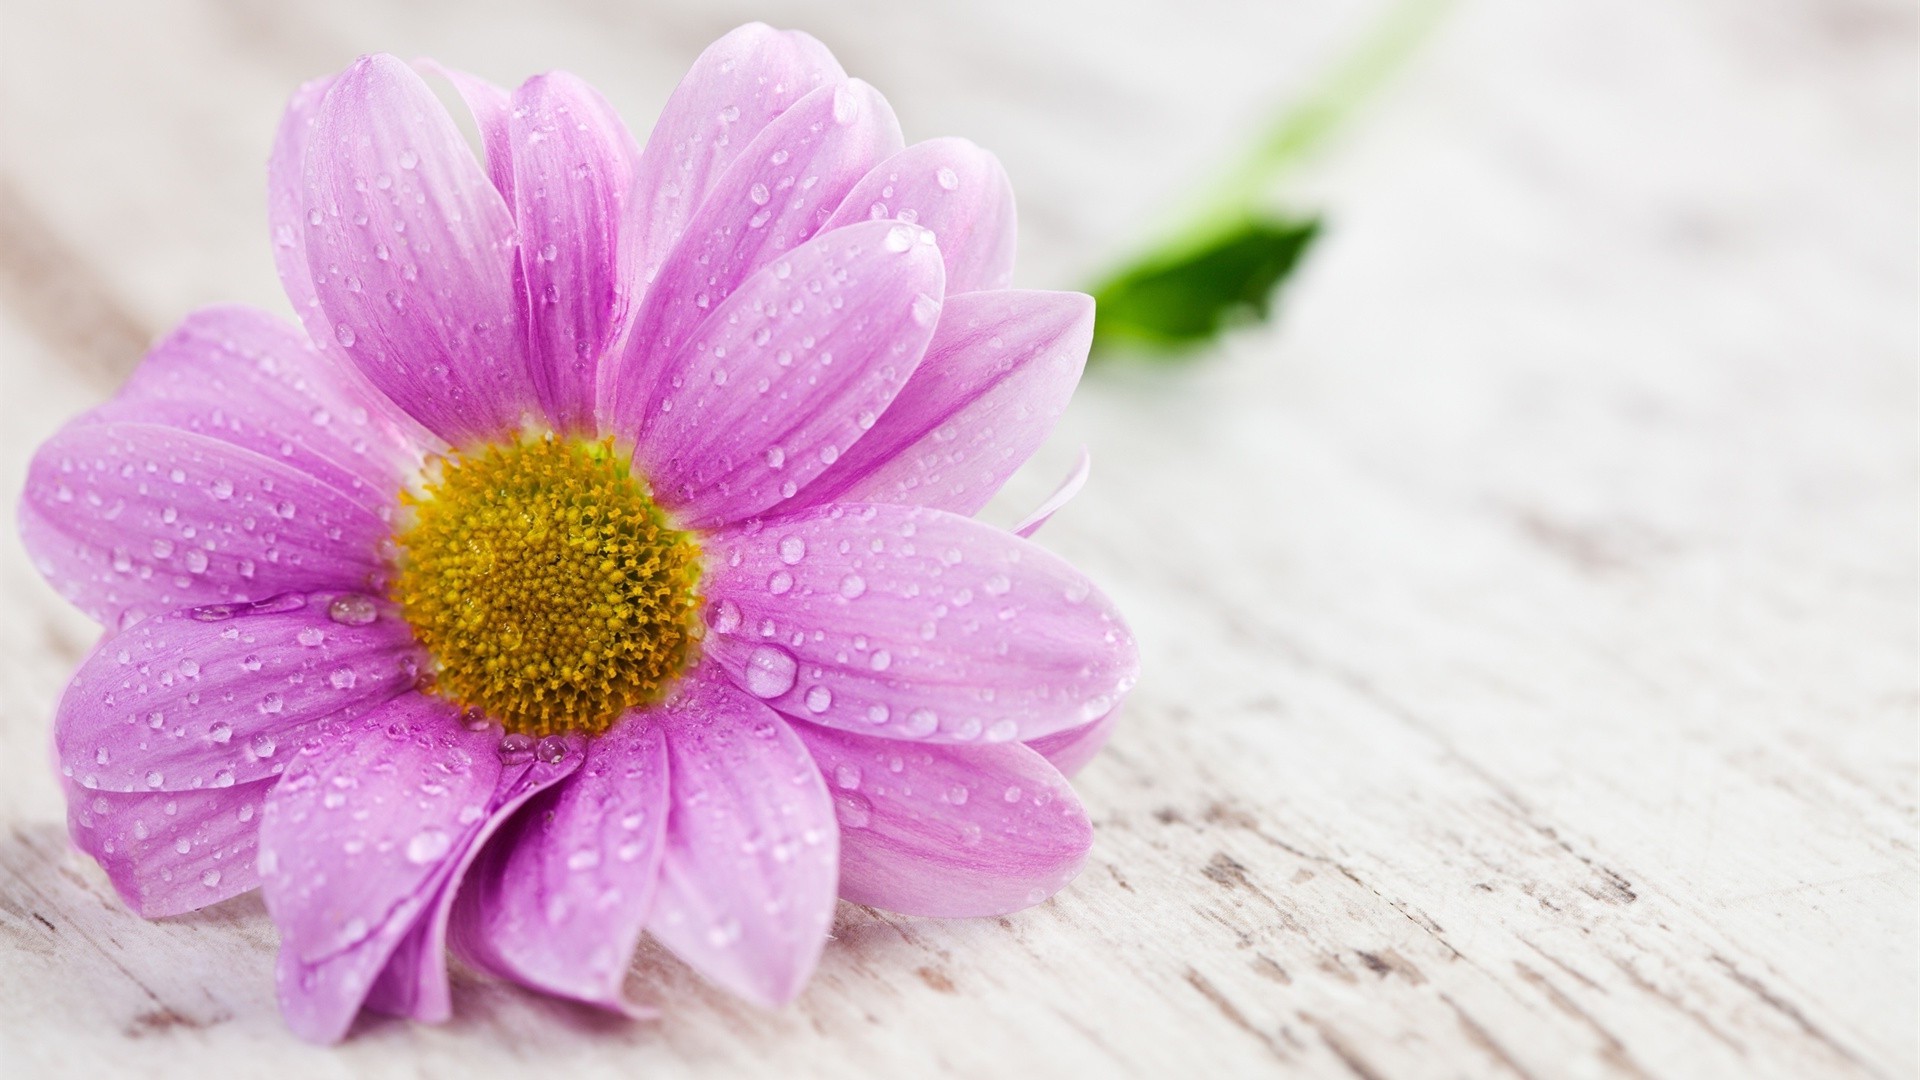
[742,645,797,699]
[327,594,380,625]
[407,829,452,864]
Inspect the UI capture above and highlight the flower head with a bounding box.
[23,24,1135,1042]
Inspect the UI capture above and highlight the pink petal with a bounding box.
[630,219,946,529]
[304,54,537,444]
[56,594,422,794]
[21,421,394,629]
[791,720,1091,917]
[507,72,642,433]
[796,290,1093,515]
[269,74,338,357]
[627,23,844,298]
[702,503,1137,744]
[416,61,515,205]
[1011,448,1090,538]
[604,79,904,436]
[450,710,669,1014]
[362,733,583,1026]
[646,668,838,1007]
[260,695,580,1043]
[64,778,272,917]
[77,305,428,513]
[1024,703,1120,778]
[819,138,1017,294]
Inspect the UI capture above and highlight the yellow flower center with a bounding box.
[390,435,702,738]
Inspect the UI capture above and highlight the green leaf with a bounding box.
[1090,215,1321,355]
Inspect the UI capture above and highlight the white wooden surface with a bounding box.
[1,1,1914,1076]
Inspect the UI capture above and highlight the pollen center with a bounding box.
[391,435,701,738]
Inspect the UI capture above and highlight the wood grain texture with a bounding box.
[0,0,1913,1076]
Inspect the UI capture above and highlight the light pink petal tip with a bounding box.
[302,54,537,445]
[1025,703,1121,778]
[269,75,339,357]
[795,290,1093,515]
[646,669,839,1007]
[603,78,905,436]
[1012,448,1091,538]
[261,695,580,1043]
[702,503,1137,745]
[22,421,394,630]
[821,137,1018,294]
[794,721,1090,917]
[451,713,669,1015]
[415,61,515,205]
[66,779,272,916]
[627,23,845,296]
[628,219,946,529]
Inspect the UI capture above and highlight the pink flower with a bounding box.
[21,24,1134,1043]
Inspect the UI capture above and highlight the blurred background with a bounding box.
[0,1,1913,1076]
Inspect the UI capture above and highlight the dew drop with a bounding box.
[935,166,960,190]
[327,594,380,626]
[742,645,797,699]
[804,685,833,714]
[902,708,938,737]
[407,829,452,864]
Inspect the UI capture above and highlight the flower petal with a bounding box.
[1011,448,1090,538]
[646,669,838,1007]
[259,695,579,1043]
[78,305,429,513]
[56,593,422,794]
[791,720,1090,917]
[1024,703,1120,778]
[507,72,642,433]
[304,54,537,444]
[819,138,1017,294]
[795,290,1093,515]
[450,710,669,1014]
[630,219,946,529]
[416,61,515,204]
[64,778,272,917]
[703,503,1137,744]
[627,23,844,297]
[362,733,583,1026]
[269,74,337,353]
[20,421,394,629]
[604,79,904,435]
